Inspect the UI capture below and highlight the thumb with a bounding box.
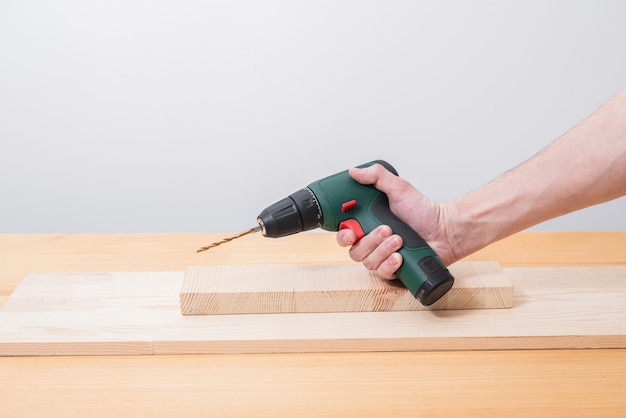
[348,163,401,195]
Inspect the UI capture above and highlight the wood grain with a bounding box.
[0,265,624,356]
[180,262,513,314]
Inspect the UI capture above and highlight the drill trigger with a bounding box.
[339,219,365,242]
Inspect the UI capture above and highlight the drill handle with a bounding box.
[366,194,454,305]
[369,194,428,249]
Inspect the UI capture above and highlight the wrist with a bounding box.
[431,200,467,265]
[441,192,513,262]
[439,199,473,263]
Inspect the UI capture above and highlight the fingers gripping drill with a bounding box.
[198,160,455,306]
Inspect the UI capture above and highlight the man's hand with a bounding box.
[336,163,458,279]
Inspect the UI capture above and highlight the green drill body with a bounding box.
[258,160,455,306]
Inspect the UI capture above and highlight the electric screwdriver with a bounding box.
[256,160,455,306]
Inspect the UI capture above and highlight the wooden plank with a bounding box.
[180,262,513,315]
[0,265,625,356]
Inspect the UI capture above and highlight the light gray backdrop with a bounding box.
[1,1,624,233]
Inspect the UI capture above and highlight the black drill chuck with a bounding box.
[257,188,322,238]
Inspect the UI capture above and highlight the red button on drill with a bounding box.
[341,200,357,213]
[339,219,365,242]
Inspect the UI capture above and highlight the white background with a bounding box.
[1,0,624,233]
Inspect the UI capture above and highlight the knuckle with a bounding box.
[376,268,393,280]
[380,262,396,279]
[362,258,378,270]
[381,266,394,279]
[348,246,364,262]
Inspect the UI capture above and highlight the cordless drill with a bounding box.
[257,160,455,306]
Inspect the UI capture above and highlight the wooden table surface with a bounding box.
[0,232,625,417]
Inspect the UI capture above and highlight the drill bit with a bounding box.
[196,226,262,253]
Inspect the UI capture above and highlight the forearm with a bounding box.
[446,89,626,261]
